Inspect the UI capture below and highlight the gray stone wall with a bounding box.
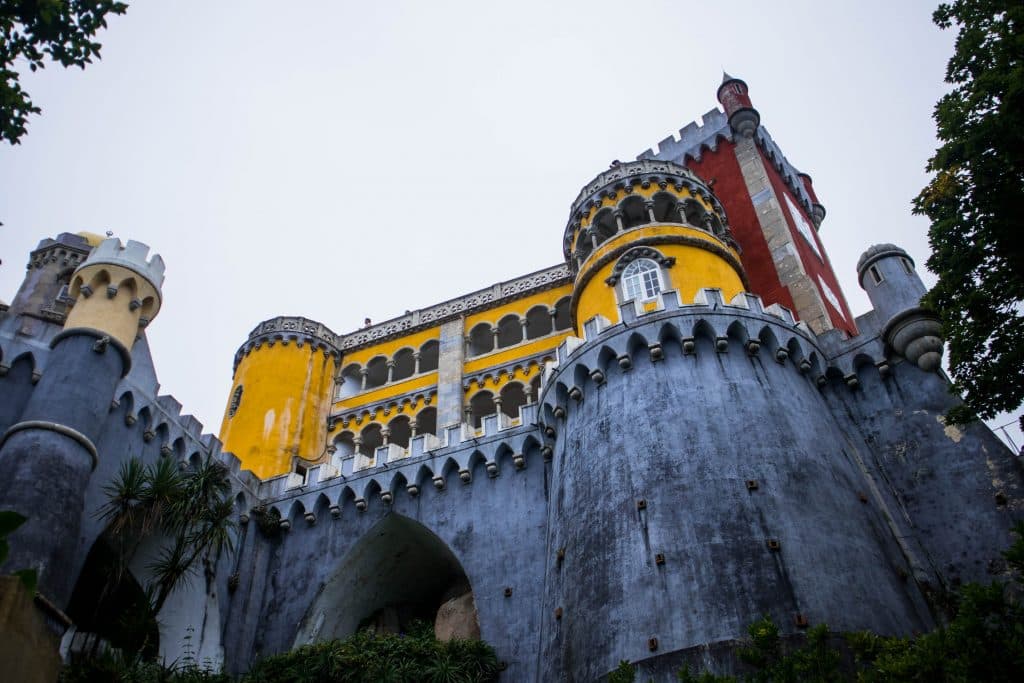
[537,304,932,681]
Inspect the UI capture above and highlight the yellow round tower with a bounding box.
[220,317,341,480]
[563,159,747,331]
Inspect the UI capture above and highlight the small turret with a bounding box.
[797,173,827,228]
[717,72,760,138]
[64,238,165,354]
[0,238,165,606]
[858,244,943,372]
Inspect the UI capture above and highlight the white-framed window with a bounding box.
[622,258,662,301]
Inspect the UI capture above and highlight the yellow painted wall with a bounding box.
[329,395,437,437]
[66,263,160,350]
[333,371,438,412]
[340,325,441,367]
[463,334,567,374]
[574,186,716,251]
[574,225,745,329]
[465,359,544,396]
[463,285,573,330]
[220,342,337,479]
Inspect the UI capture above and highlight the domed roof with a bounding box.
[75,231,107,247]
[857,243,911,276]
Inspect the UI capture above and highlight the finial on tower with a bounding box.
[717,72,760,138]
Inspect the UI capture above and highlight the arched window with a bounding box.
[622,259,662,301]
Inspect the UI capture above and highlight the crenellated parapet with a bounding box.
[7,233,93,323]
[534,286,935,679]
[251,406,547,529]
[64,238,165,357]
[233,316,341,372]
[637,108,823,231]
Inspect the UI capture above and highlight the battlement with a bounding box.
[79,237,166,291]
[638,111,820,226]
[234,316,342,371]
[637,108,731,163]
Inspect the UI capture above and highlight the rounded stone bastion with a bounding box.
[535,292,933,680]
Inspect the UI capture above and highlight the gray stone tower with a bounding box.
[857,244,943,372]
[0,238,164,607]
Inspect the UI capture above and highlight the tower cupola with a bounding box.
[858,244,943,371]
[564,159,747,332]
[717,72,760,138]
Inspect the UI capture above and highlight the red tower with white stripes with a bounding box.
[639,74,856,336]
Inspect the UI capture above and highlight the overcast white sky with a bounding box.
[1,1,1019,448]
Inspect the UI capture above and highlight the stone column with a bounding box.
[435,318,467,428]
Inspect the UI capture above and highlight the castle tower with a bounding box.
[220,317,341,479]
[0,238,164,607]
[717,73,760,138]
[857,244,943,371]
[4,233,97,331]
[563,159,747,330]
[639,75,857,337]
[539,165,932,680]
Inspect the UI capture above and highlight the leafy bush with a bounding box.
[0,509,38,591]
[62,622,500,683]
[245,622,499,683]
[675,522,1024,682]
[60,650,229,683]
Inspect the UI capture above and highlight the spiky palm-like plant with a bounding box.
[98,455,236,619]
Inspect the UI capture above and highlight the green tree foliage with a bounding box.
[0,509,37,591]
[913,0,1024,426]
[675,523,1024,682]
[1,0,128,144]
[62,622,501,683]
[98,456,235,618]
[245,623,499,683]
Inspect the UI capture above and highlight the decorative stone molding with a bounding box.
[338,264,572,352]
[0,420,99,470]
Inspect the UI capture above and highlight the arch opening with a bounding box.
[65,537,160,660]
[294,514,479,645]
[418,340,440,373]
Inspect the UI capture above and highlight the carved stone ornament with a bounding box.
[605,248,676,285]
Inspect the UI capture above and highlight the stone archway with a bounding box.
[294,514,479,646]
[65,538,160,660]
